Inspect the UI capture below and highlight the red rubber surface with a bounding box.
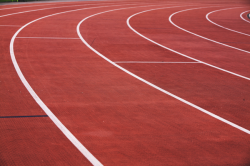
[1,0,250,165]
[208,7,250,35]
[128,6,250,128]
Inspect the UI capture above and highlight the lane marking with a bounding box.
[0,1,76,8]
[240,10,250,23]
[9,3,167,166]
[78,6,250,135]
[0,3,59,10]
[114,61,201,63]
[0,2,121,18]
[127,6,250,81]
[16,37,80,39]
[206,7,250,36]
[0,115,48,118]
[0,4,90,18]
[222,42,250,44]
[169,6,250,54]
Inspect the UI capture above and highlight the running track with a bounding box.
[1,0,250,165]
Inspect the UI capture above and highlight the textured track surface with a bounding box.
[1,0,250,165]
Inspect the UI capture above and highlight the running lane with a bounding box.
[207,7,250,36]
[14,3,250,166]
[128,6,250,127]
[171,6,250,52]
[0,1,75,16]
[129,6,250,76]
[83,5,250,129]
[0,2,122,165]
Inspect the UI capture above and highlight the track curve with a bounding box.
[1,1,250,165]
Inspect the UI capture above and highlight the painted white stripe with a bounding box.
[9,3,166,166]
[0,3,57,11]
[206,7,250,36]
[16,37,79,39]
[115,61,200,63]
[77,6,250,135]
[127,6,250,81]
[0,2,119,18]
[240,10,250,23]
[0,4,88,18]
[0,1,75,9]
[169,6,250,54]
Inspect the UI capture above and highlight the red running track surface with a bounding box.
[1,0,250,165]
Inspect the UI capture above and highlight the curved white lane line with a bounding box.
[206,7,250,36]
[0,2,120,18]
[127,7,250,134]
[169,6,250,55]
[9,2,172,165]
[9,3,145,166]
[0,1,68,8]
[127,6,250,81]
[0,4,91,18]
[0,3,58,10]
[240,10,250,23]
[77,6,250,135]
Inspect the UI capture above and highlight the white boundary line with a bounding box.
[0,4,91,18]
[16,37,79,39]
[77,6,250,135]
[0,2,120,18]
[206,7,250,36]
[9,4,136,166]
[9,3,169,166]
[127,6,250,81]
[0,3,57,10]
[114,61,200,63]
[240,10,250,23]
[0,1,71,8]
[169,6,250,55]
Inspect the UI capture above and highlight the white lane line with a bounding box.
[0,25,21,27]
[77,5,250,135]
[240,10,250,23]
[9,3,165,166]
[0,1,120,10]
[0,2,119,18]
[0,4,88,18]
[126,7,250,133]
[206,7,250,36]
[169,6,250,55]
[0,3,58,10]
[114,61,200,63]
[16,37,80,39]
[127,6,250,81]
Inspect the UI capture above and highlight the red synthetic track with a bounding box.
[1,0,250,165]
